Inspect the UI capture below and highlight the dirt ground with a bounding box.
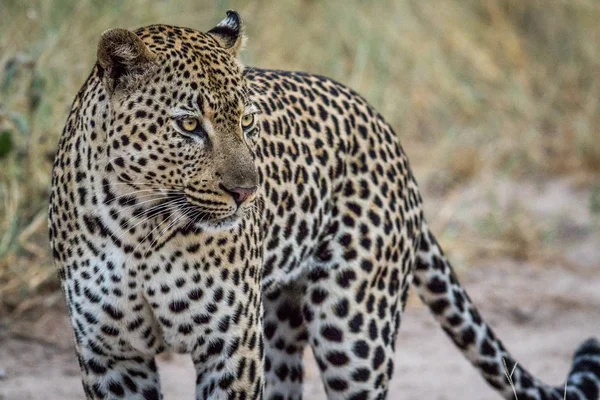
[1,178,599,399]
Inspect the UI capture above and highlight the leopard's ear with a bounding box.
[97,28,157,94]
[207,10,246,56]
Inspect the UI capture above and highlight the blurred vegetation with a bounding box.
[0,0,599,317]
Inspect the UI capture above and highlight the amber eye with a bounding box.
[180,117,199,132]
[241,113,255,129]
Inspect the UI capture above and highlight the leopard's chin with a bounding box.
[190,211,243,233]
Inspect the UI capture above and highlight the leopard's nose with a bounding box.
[220,184,257,206]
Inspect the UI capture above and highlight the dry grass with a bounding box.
[0,0,599,317]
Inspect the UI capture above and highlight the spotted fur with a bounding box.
[49,10,600,400]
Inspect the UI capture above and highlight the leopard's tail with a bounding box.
[412,220,600,400]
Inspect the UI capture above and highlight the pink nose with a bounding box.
[221,185,257,206]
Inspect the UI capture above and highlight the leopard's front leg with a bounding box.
[191,295,264,400]
[74,342,162,400]
[180,220,264,400]
[59,257,167,400]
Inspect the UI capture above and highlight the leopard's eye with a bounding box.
[241,113,255,129]
[180,117,199,132]
[174,116,206,139]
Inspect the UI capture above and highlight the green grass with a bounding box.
[1,0,599,315]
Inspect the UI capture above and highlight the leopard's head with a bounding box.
[96,11,260,229]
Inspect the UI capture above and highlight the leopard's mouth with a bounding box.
[130,188,246,233]
[181,207,244,232]
[178,193,246,231]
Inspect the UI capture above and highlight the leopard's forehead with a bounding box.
[133,24,249,110]
[134,24,221,56]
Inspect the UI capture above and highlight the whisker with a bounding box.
[125,212,176,265]
[106,182,183,187]
[112,199,189,244]
[105,182,185,190]
[111,188,182,200]
[105,189,180,204]
[123,199,192,264]
[144,208,192,257]
[117,195,181,211]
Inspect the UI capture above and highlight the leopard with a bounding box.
[49,10,600,400]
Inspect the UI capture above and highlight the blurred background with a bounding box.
[0,1,599,398]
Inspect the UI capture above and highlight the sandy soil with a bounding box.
[1,178,598,399]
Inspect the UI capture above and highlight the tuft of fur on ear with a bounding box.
[207,10,247,56]
[97,28,157,94]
